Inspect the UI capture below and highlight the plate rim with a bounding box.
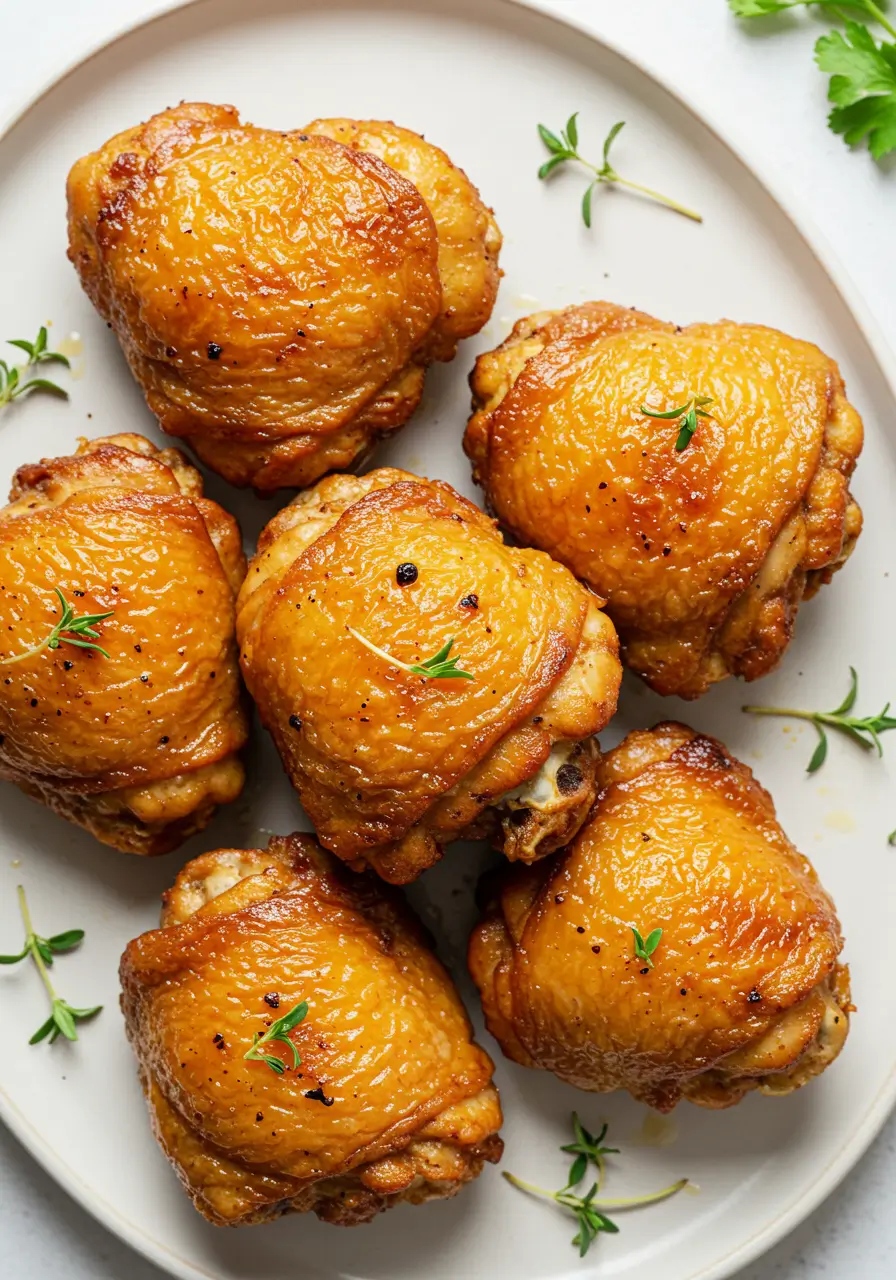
[1,1,894,1278]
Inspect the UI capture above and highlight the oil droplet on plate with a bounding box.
[823,810,856,834]
[635,1111,678,1147]
[57,333,85,380]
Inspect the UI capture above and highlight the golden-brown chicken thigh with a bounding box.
[237,468,621,883]
[304,118,502,361]
[67,103,501,491]
[120,832,503,1226]
[469,723,850,1112]
[466,302,863,698]
[0,434,247,853]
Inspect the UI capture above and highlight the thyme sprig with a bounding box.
[348,628,474,681]
[503,1114,687,1258]
[538,115,703,228]
[561,1113,620,1188]
[0,587,114,666]
[743,667,896,773]
[631,925,663,969]
[0,326,70,409]
[243,999,308,1075]
[641,395,714,452]
[0,885,101,1044]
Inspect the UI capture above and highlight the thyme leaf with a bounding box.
[243,999,308,1075]
[631,925,663,969]
[641,395,714,452]
[0,327,70,410]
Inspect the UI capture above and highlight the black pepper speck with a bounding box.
[304,1087,334,1106]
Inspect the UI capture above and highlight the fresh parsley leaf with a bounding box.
[817,21,896,158]
[728,2,896,158]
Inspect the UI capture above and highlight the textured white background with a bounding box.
[0,1,894,1276]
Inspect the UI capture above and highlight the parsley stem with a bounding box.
[17,885,56,1004]
[863,0,896,39]
[609,175,703,222]
[769,0,896,36]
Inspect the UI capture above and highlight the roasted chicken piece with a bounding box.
[466,302,863,699]
[469,723,851,1112]
[120,832,503,1226]
[67,103,501,491]
[303,118,501,362]
[0,434,247,853]
[237,468,621,884]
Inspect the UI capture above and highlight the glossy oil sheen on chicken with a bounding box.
[0,434,247,853]
[120,833,503,1226]
[236,468,621,883]
[469,723,851,1111]
[67,103,501,490]
[465,302,863,698]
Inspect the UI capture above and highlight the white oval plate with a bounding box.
[1,2,894,1278]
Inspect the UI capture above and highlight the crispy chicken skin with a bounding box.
[120,833,503,1227]
[0,434,247,853]
[236,468,621,884]
[67,103,501,491]
[465,302,863,698]
[469,723,851,1112]
[304,119,502,362]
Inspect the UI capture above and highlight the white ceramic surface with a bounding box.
[0,2,894,1279]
